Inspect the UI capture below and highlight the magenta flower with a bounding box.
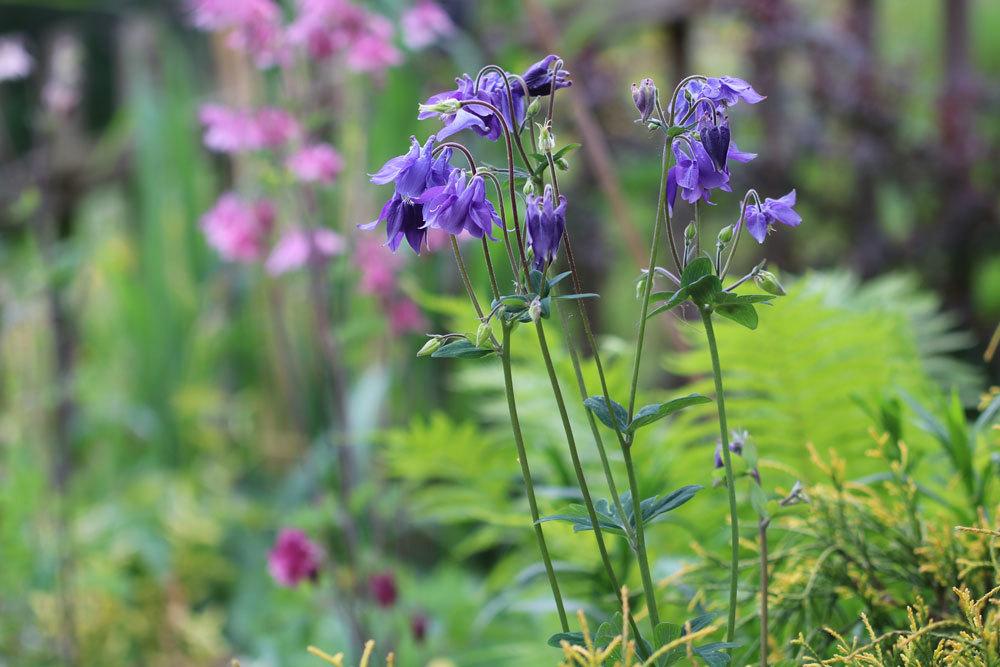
[288,0,400,73]
[741,190,801,243]
[410,612,429,643]
[200,193,275,262]
[187,0,287,68]
[266,227,345,275]
[267,528,324,587]
[0,36,32,81]
[401,1,454,50]
[354,235,403,297]
[368,571,398,607]
[388,297,428,335]
[286,143,343,183]
[199,105,301,153]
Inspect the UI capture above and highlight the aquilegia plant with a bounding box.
[366,58,800,664]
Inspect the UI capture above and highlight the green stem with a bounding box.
[759,518,770,666]
[501,323,569,631]
[701,310,740,645]
[622,444,659,629]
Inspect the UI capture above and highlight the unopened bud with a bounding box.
[526,97,542,118]
[555,157,569,171]
[684,222,697,241]
[418,98,461,115]
[631,77,657,123]
[717,224,734,245]
[536,122,556,153]
[475,323,492,348]
[754,270,786,296]
[529,297,543,322]
[416,337,442,357]
[523,179,536,197]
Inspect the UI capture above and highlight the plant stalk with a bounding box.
[759,518,770,666]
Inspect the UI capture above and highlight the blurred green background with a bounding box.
[0,1,997,665]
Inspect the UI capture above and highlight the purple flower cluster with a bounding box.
[526,185,567,270]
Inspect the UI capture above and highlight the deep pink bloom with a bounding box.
[354,235,402,297]
[401,1,453,50]
[0,36,32,81]
[268,528,324,587]
[368,571,398,607]
[187,0,288,68]
[199,105,301,153]
[286,143,343,183]
[200,193,275,262]
[410,612,429,643]
[388,297,427,336]
[288,0,400,72]
[266,227,345,275]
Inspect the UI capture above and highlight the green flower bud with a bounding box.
[418,99,461,115]
[717,224,734,245]
[523,178,536,197]
[754,270,786,296]
[526,97,542,118]
[555,157,569,171]
[536,122,556,153]
[529,297,543,323]
[475,323,492,348]
[416,337,442,357]
[684,222,697,240]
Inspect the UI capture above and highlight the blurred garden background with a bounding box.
[0,0,998,665]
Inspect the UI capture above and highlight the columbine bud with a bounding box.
[631,77,657,123]
[684,222,697,241]
[416,337,442,357]
[754,270,786,296]
[717,224,734,246]
[475,323,492,348]
[536,122,556,153]
[528,297,543,322]
[555,157,569,171]
[526,97,542,119]
[523,178,536,197]
[418,98,462,115]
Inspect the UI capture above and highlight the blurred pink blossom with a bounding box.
[401,1,453,50]
[266,227,346,275]
[200,193,275,262]
[368,571,398,607]
[0,36,32,81]
[354,234,402,297]
[187,0,288,68]
[268,528,324,587]
[288,0,400,73]
[388,297,427,335]
[199,105,301,153]
[286,143,343,183]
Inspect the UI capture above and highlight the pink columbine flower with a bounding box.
[354,235,402,297]
[388,297,427,336]
[401,1,453,50]
[288,0,400,73]
[199,105,301,153]
[368,571,398,607]
[267,528,324,587]
[200,193,275,262]
[286,143,343,183]
[0,36,32,81]
[266,227,345,275]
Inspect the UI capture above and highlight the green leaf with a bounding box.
[552,142,581,160]
[547,631,585,648]
[627,394,712,434]
[749,484,770,520]
[537,503,623,535]
[688,274,723,307]
[714,301,758,329]
[738,294,776,304]
[583,396,629,432]
[529,269,546,295]
[547,271,573,290]
[430,340,494,359]
[553,292,599,301]
[654,623,686,665]
[646,288,690,319]
[681,257,714,287]
[694,642,741,666]
[639,485,702,525]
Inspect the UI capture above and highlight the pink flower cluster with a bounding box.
[267,528,324,587]
[401,1,454,51]
[266,227,345,276]
[286,143,343,183]
[0,36,32,82]
[355,235,427,336]
[199,105,301,153]
[200,193,275,262]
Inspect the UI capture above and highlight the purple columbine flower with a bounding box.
[631,77,657,123]
[418,169,501,239]
[700,116,731,171]
[419,71,525,141]
[364,138,452,253]
[667,138,731,211]
[521,54,571,96]
[525,184,567,270]
[672,75,764,124]
[741,190,801,244]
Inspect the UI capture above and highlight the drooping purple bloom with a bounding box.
[364,138,452,253]
[701,117,731,171]
[418,169,501,239]
[521,54,571,96]
[370,135,439,198]
[667,138,731,211]
[525,184,567,270]
[419,71,525,141]
[741,190,801,244]
[631,77,657,123]
[672,75,764,124]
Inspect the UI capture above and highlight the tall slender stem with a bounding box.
[500,323,569,631]
[701,310,740,645]
[758,519,770,666]
[481,238,501,300]
[622,444,659,629]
